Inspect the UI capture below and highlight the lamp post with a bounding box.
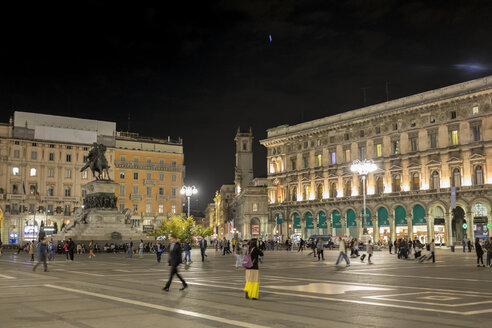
[351,159,377,236]
[180,185,198,218]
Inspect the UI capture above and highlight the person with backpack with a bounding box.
[243,238,264,300]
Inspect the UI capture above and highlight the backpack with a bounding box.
[242,248,255,269]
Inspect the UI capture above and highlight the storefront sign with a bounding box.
[9,232,18,244]
[293,213,301,229]
[305,212,314,229]
[43,226,55,235]
[143,225,154,232]
[318,211,327,229]
[24,226,38,240]
[332,211,342,229]
[462,223,468,229]
[251,224,260,235]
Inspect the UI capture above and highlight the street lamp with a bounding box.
[351,159,377,235]
[180,185,198,217]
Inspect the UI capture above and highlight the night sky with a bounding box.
[1,1,492,211]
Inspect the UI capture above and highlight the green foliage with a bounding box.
[148,215,212,243]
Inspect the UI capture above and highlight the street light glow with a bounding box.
[180,185,198,197]
[350,159,377,175]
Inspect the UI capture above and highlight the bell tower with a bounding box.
[234,127,254,195]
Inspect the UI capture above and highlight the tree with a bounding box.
[148,215,212,243]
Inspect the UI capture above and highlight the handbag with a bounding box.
[242,248,255,269]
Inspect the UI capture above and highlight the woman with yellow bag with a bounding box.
[243,238,264,300]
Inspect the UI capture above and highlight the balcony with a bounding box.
[7,194,25,201]
[130,193,143,200]
[114,160,185,173]
[156,194,168,200]
[143,179,156,185]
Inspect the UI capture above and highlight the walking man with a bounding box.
[298,238,304,252]
[199,238,207,262]
[183,241,191,264]
[429,239,436,263]
[317,238,325,261]
[335,238,350,267]
[127,238,133,258]
[33,237,48,272]
[29,241,35,261]
[68,238,75,261]
[162,234,187,292]
[388,238,393,254]
[89,240,96,259]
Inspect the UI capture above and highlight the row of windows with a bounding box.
[4,203,74,216]
[11,167,89,179]
[12,150,89,163]
[12,141,88,150]
[118,203,177,214]
[272,107,481,155]
[120,185,178,198]
[11,184,74,197]
[282,128,480,172]
[275,166,486,202]
[119,171,177,182]
[120,156,178,166]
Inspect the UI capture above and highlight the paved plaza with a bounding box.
[1,247,492,327]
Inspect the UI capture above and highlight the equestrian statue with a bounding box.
[80,143,111,180]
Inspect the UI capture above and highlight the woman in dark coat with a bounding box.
[476,238,485,267]
[243,239,264,300]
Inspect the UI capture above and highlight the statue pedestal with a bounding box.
[54,180,148,242]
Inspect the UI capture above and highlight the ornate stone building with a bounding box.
[260,75,492,245]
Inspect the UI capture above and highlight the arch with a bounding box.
[305,211,314,230]
[377,207,389,227]
[452,206,466,241]
[318,211,328,229]
[394,205,407,226]
[412,204,426,225]
[292,212,301,229]
[346,209,356,228]
[331,210,342,228]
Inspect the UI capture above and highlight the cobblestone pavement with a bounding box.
[1,247,491,327]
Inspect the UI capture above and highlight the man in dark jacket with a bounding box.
[33,237,48,272]
[199,238,207,262]
[68,238,75,261]
[162,234,187,291]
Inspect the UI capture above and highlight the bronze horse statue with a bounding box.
[80,143,111,180]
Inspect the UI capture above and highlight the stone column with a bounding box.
[427,216,433,244]
[374,212,380,242]
[389,215,395,241]
[408,216,413,240]
[445,211,452,246]
[467,211,474,242]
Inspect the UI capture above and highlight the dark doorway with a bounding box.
[452,206,466,242]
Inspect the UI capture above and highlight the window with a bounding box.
[316,154,322,167]
[146,204,151,213]
[120,171,125,179]
[303,141,308,148]
[473,106,479,115]
[31,142,37,146]
[146,186,152,198]
[147,172,152,180]
[120,156,126,162]
[345,149,351,162]
[133,204,138,212]
[64,186,71,197]
[66,154,72,162]
[159,187,164,195]
[29,203,35,214]
[133,172,138,180]
[171,204,176,214]
[360,130,364,138]
[64,205,71,216]
[392,140,399,154]
[375,127,380,134]
[317,139,321,146]
[172,174,177,182]
[330,183,337,198]
[172,187,176,198]
[376,177,384,195]
[172,161,176,167]
[49,144,55,148]
[120,203,125,212]
[330,152,336,164]
[430,115,436,123]
[133,185,139,194]
[83,155,88,163]
[303,156,309,169]
[13,149,20,158]
[159,159,164,168]
[82,170,88,179]
[31,151,37,160]
[392,175,401,192]
[119,185,125,196]
[158,205,164,213]
[47,186,54,196]
[344,180,352,197]
[330,136,335,143]
[134,157,139,164]
[358,146,366,159]
[65,169,72,178]
[410,137,418,152]
[29,185,36,195]
[472,125,481,142]
[48,168,55,177]
[83,147,88,151]
[344,133,349,141]
[451,130,459,145]
[317,184,323,200]
[159,173,164,181]
[147,159,151,165]
[47,204,54,215]
[14,141,19,145]
[452,168,461,188]
[12,167,19,175]
[291,158,296,170]
[49,152,55,161]
[253,203,258,212]
[30,168,36,176]
[429,133,437,149]
[393,123,398,131]
[410,120,416,127]
[12,184,18,194]
[243,142,247,151]
[376,143,382,157]
[451,111,457,119]
[66,146,72,150]
[82,189,87,198]
[291,186,298,201]
[411,173,420,191]
[475,166,484,185]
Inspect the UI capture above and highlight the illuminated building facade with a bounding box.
[261,76,492,245]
